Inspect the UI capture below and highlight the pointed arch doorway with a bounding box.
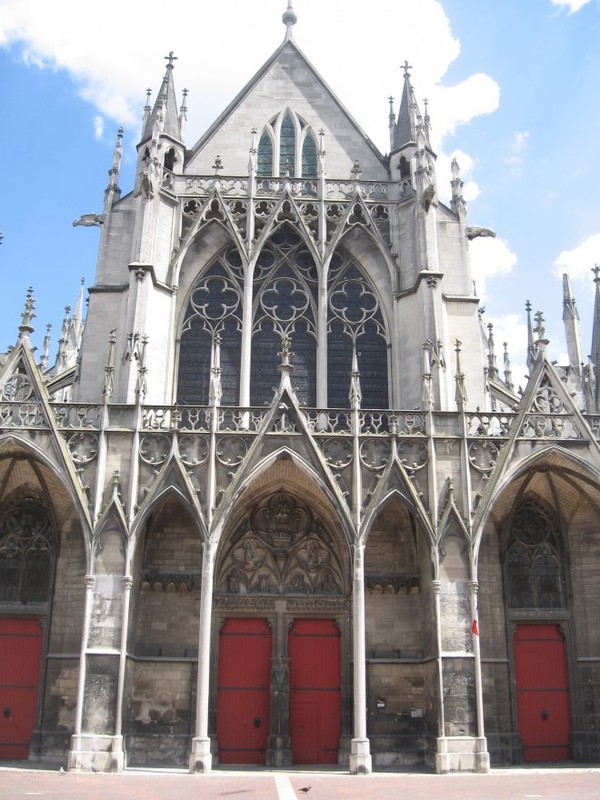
[214,489,349,767]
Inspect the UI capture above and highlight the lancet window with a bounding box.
[505,502,565,610]
[256,110,318,179]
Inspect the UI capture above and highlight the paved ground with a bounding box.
[1,765,600,800]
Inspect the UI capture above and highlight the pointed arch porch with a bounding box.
[209,456,353,768]
[475,446,600,765]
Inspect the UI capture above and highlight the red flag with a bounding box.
[472,619,479,636]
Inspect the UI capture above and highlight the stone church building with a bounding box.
[2,2,600,776]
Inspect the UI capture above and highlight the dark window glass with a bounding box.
[257,132,273,177]
[279,114,296,177]
[302,133,317,178]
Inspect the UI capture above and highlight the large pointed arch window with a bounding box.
[177,247,244,405]
[251,224,318,406]
[0,489,54,603]
[327,250,389,408]
[505,502,565,610]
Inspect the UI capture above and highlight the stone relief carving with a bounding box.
[217,492,345,596]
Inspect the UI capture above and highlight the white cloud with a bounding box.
[504,130,530,177]
[92,115,104,140]
[549,0,592,13]
[0,0,499,163]
[470,236,518,301]
[552,232,600,283]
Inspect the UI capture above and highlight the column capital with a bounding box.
[84,574,95,590]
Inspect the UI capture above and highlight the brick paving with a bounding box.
[0,766,600,800]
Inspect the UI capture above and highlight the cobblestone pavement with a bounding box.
[1,766,600,800]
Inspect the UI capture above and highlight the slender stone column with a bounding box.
[349,543,372,774]
[470,580,490,772]
[111,575,133,770]
[67,574,95,771]
[189,540,215,772]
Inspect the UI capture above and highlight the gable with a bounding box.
[186,41,388,180]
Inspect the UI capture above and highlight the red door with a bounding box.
[289,618,341,764]
[513,624,571,762]
[216,618,271,764]
[0,618,43,759]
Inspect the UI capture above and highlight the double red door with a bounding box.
[513,624,571,762]
[289,618,341,764]
[216,617,341,765]
[0,618,43,759]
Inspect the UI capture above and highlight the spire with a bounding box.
[106,127,123,194]
[562,273,583,372]
[450,157,466,218]
[141,52,183,144]
[392,61,432,153]
[503,342,514,392]
[18,287,35,343]
[525,300,536,370]
[454,340,467,411]
[487,323,499,381]
[179,88,189,140]
[590,266,600,410]
[282,1,297,40]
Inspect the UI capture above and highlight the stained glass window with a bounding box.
[302,133,317,178]
[257,132,273,177]
[279,113,296,177]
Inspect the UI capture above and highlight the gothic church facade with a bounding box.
[2,4,600,775]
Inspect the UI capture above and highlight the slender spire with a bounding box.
[179,88,189,140]
[503,342,514,392]
[454,340,467,411]
[18,287,35,343]
[140,52,183,144]
[392,61,432,153]
[106,127,123,193]
[562,273,583,372]
[525,300,536,370]
[450,157,466,218]
[282,1,297,40]
[487,323,499,381]
[590,266,600,411]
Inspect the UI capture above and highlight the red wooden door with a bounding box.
[0,618,43,759]
[513,624,571,762]
[289,618,341,764]
[216,618,271,764]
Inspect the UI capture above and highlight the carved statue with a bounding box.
[465,226,496,240]
[73,213,105,228]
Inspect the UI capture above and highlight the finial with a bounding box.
[402,60,412,79]
[282,1,297,40]
[164,51,177,69]
[593,264,600,285]
[18,287,35,341]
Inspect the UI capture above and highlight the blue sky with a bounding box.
[1,0,599,389]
